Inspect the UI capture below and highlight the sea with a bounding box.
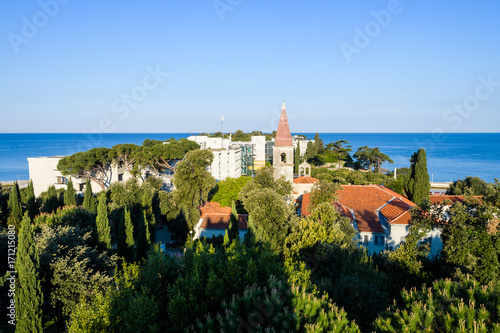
[0,133,499,183]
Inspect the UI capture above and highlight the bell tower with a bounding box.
[273,102,294,183]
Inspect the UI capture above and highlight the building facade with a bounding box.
[273,102,294,184]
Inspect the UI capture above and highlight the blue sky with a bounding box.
[1,0,499,133]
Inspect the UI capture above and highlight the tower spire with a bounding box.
[275,102,292,146]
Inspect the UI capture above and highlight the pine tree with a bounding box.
[82,179,96,213]
[404,148,430,205]
[96,193,111,251]
[118,208,135,262]
[228,200,239,241]
[25,180,38,220]
[294,144,301,174]
[64,178,77,206]
[15,212,43,332]
[7,181,23,230]
[136,209,150,262]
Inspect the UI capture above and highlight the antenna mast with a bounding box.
[221,115,225,148]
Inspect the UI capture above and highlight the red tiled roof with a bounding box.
[379,198,413,225]
[333,202,354,220]
[199,201,231,218]
[293,176,319,184]
[200,213,248,230]
[275,103,293,146]
[429,194,466,204]
[301,185,416,233]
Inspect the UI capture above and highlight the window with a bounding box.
[281,153,287,163]
[118,174,124,181]
[363,235,369,245]
[56,176,67,184]
[374,235,385,246]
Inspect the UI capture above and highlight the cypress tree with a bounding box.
[44,185,58,213]
[294,144,301,174]
[82,179,96,213]
[228,200,239,241]
[64,178,77,206]
[136,209,150,262]
[244,214,257,245]
[404,148,430,205]
[142,189,156,244]
[15,212,43,332]
[118,208,135,262]
[96,193,111,251]
[7,181,22,230]
[25,180,39,220]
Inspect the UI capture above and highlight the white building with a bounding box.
[208,147,242,181]
[28,156,133,197]
[293,136,314,157]
[300,184,443,257]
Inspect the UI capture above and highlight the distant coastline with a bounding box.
[0,133,499,183]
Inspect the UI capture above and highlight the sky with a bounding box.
[0,0,499,133]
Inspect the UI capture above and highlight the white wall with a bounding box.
[209,148,242,181]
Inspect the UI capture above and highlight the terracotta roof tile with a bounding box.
[429,194,466,204]
[200,213,248,230]
[293,176,319,184]
[275,103,292,146]
[301,185,416,233]
[199,201,231,218]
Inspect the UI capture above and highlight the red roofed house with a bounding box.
[300,184,443,256]
[194,202,248,240]
[293,175,319,200]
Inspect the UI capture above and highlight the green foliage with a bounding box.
[68,246,180,332]
[83,179,97,213]
[39,185,64,214]
[441,200,500,284]
[34,205,95,231]
[15,213,43,333]
[242,187,296,252]
[173,149,215,232]
[36,223,116,324]
[7,182,22,230]
[228,200,239,241]
[404,148,430,205]
[139,138,200,174]
[309,180,340,211]
[136,209,150,262]
[25,179,39,220]
[118,208,135,263]
[64,178,77,206]
[446,176,492,196]
[354,146,394,173]
[96,193,111,251]
[210,176,251,210]
[67,290,111,333]
[58,147,112,191]
[109,178,142,208]
[167,239,285,332]
[374,277,500,332]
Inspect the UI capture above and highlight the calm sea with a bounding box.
[0,133,498,183]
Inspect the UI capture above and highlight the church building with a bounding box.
[273,102,295,184]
